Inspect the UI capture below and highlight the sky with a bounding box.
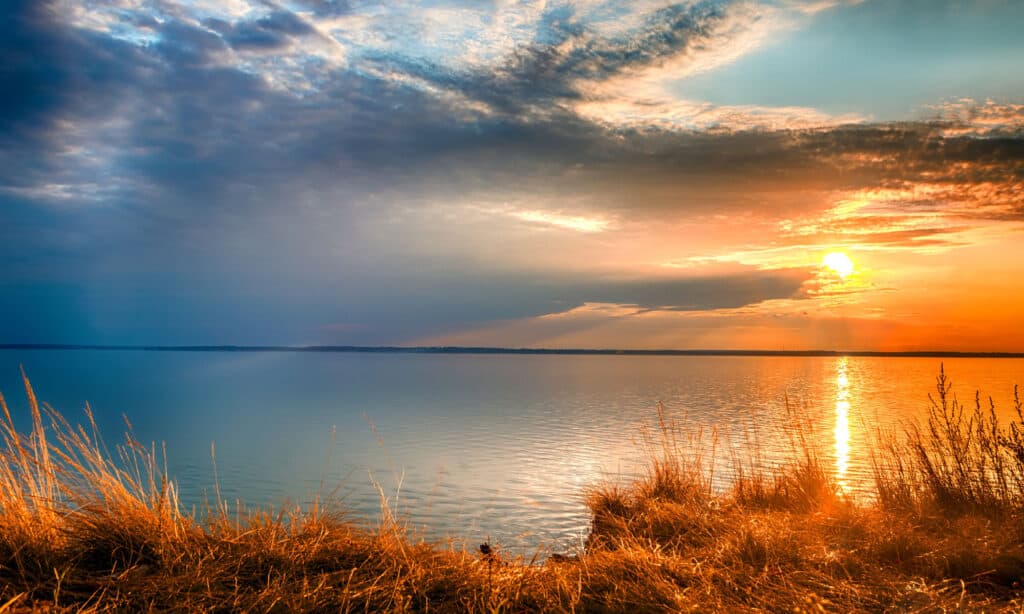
[2,0,1023,351]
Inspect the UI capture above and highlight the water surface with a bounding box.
[1,351,1021,552]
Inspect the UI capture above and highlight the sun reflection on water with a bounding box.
[834,357,851,492]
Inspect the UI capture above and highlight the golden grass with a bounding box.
[0,367,1022,611]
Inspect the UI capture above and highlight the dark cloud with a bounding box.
[0,0,66,142]
[0,265,810,345]
[0,0,156,204]
[359,267,810,323]
[206,11,315,51]
[328,267,810,344]
[0,0,132,146]
[392,1,727,115]
[552,269,809,312]
[290,0,352,18]
[154,18,229,64]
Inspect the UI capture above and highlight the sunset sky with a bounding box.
[2,0,1023,350]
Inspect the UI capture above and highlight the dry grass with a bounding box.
[872,364,1024,515]
[1,368,1023,611]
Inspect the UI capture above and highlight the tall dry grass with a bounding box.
[872,364,1024,514]
[0,367,1022,611]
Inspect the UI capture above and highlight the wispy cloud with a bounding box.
[929,99,1024,138]
[505,208,613,233]
[575,97,863,132]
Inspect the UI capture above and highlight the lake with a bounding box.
[1,351,1021,553]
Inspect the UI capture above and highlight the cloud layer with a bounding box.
[1,0,1023,348]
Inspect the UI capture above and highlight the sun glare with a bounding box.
[823,251,855,279]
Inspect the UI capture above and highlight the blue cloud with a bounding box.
[206,11,315,51]
[388,1,728,115]
[291,0,352,18]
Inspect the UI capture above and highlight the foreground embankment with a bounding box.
[1,369,1023,612]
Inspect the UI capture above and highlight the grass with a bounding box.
[0,367,1023,611]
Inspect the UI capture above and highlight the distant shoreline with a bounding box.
[1,344,1022,358]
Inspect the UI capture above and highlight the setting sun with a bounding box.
[823,252,855,279]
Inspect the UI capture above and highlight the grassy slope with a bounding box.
[0,368,1023,612]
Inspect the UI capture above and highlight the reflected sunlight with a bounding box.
[834,357,851,492]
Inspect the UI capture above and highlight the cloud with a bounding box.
[4,2,1022,229]
[0,261,812,345]
[501,207,613,233]
[339,265,813,345]
[412,300,938,352]
[542,268,812,312]
[574,98,863,132]
[929,99,1024,138]
[294,0,352,18]
[1,0,1023,346]
[206,11,316,51]
[384,1,735,117]
[785,0,866,16]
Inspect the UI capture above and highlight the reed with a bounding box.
[872,364,1024,514]
[0,368,1022,611]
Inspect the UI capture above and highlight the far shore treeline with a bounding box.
[2,345,1023,358]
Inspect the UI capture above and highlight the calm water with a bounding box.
[1,351,1022,553]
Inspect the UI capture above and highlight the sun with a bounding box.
[823,252,855,279]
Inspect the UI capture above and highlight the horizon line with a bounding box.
[1,344,1022,358]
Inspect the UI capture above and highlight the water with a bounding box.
[1,351,1022,553]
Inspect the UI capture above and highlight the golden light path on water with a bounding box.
[834,357,851,492]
